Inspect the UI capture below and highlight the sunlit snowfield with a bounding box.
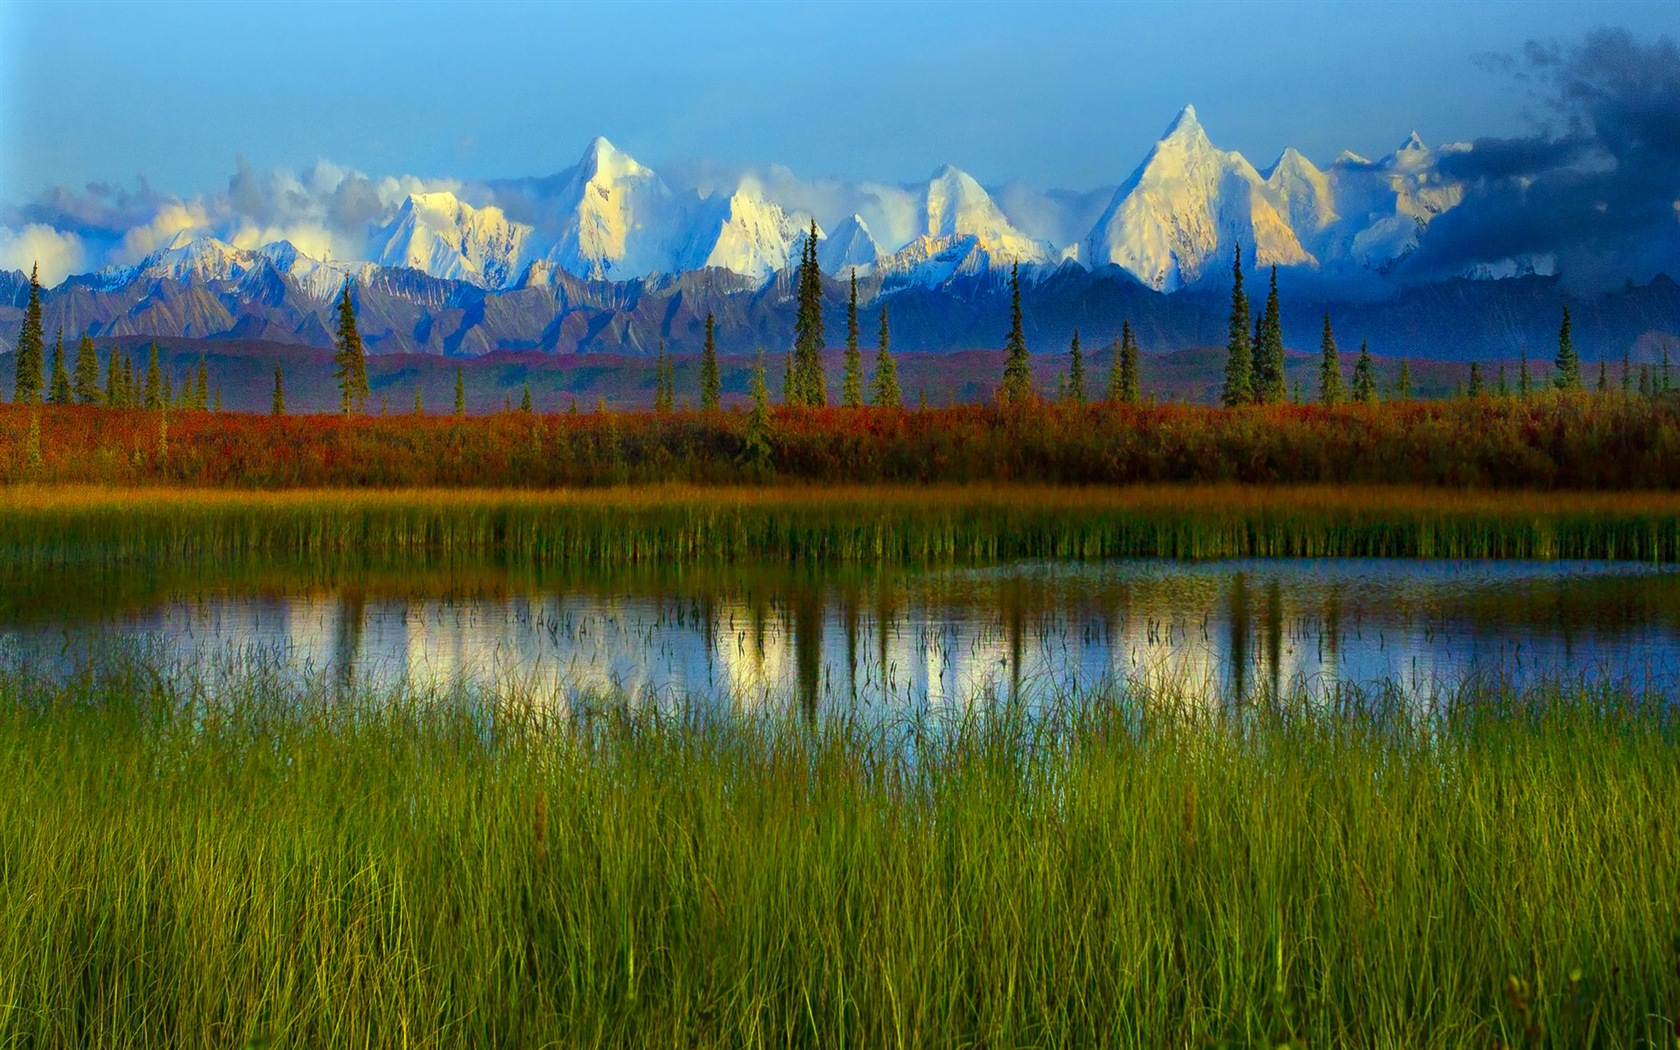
[10,557,1679,717]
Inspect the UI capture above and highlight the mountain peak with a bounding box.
[1163,104,1202,138]
[576,135,650,183]
[1399,131,1428,152]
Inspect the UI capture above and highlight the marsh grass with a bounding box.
[5,484,1680,573]
[0,647,1676,1047]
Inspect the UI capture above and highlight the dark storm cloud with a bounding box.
[326,174,385,231]
[1401,28,1680,290]
[2,177,175,239]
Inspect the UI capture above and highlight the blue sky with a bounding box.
[5,0,1680,201]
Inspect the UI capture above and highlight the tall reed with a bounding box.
[0,650,1675,1047]
[6,484,1680,572]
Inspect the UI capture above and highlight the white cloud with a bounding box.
[117,200,215,263]
[0,224,88,284]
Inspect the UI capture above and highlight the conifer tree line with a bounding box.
[8,266,224,411]
[1213,247,1625,407]
[7,253,1652,417]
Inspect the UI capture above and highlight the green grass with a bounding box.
[0,648,1675,1047]
[6,484,1680,574]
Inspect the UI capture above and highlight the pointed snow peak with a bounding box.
[576,135,650,183]
[1399,131,1428,152]
[1265,147,1312,180]
[817,213,882,274]
[1162,104,1205,140]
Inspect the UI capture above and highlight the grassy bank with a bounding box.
[5,484,1680,571]
[0,655,1675,1047]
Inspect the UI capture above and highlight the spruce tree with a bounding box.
[1519,348,1531,397]
[122,353,135,407]
[454,366,466,417]
[272,365,286,416]
[1640,364,1652,396]
[1395,358,1412,400]
[1066,329,1086,405]
[835,269,862,407]
[1597,359,1608,393]
[521,384,533,413]
[332,281,369,413]
[699,311,721,411]
[998,263,1033,404]
[12,264,44,405]
[195,357,209,410]
[48,330,71,405]
[1468,361,1485,397]
[73,332,101,405]
[143,343,162,410]
[1553,305,1580,390]
[1221,246,1253,406]
[104,348,122,407]
[1254,266,1285,403]
[1352,341,1377,404]
[1119,321,1140,405]
[414,386,424,416]
[1319,312,1342,406]
[743,351,772,471]
[1106,331,1124,402]
[791,221,826,406]
[782,350,795,405]
[1497,362,1509,398]
[870,305,900,407]
[654,342,672,412]
[1623,346,1633,394]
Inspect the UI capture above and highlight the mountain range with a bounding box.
[2,106,1676,366]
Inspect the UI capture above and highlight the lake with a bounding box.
[6,556,1678,719]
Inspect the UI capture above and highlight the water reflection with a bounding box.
[6,559,1680,718]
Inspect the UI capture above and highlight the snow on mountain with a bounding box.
[1084,105,1311,292]
[875,234,1010,288]
[920,165,1054,265]
[874,165,1055,285]
[45,115,1494,301]
[257,241,377,301]
[671,184,807,281]
[1264,148,1338,258]
[373,191,533,289]
[542,137,673,281]
[1327,133,1468,270]
[817,214,883,274]
[139,232,262,284]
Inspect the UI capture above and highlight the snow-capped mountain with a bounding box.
[671,184,808,282]
[817,214,883,274]
[1325,133,1469,271]
[537,137,674,281]
[373,192,533,289]
[130,232,262,285]
[41,107,1487,303]
[873,165,1057,286]
[1084,106,1311,292]
[256,241,378,302]
[340,115,1474,292]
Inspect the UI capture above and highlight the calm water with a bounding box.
[7,558,1680,716]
